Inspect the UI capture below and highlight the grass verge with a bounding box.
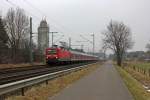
[7,62,100,100]
[116,66,150,100]
[0,63,44,69]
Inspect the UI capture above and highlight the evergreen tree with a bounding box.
[0,16,9,63]
[0,16,8,48]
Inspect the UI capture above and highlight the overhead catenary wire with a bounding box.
[80,34,93,44]
[5,0,42,21]
[1,0,11,10]
[4,0,77,49]
[4,0,43,46]
[5,0,67,45]
[5,0,59,32]
[53,35,65,44]
[22,0,74,34]
[22,0,76,44]
[23,0,46,17]
[5,0,19,7]
[5,0,62,35]
[22,0,70,43]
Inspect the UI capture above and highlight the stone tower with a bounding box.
[38,19,49,55]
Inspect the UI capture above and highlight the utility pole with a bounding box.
[29,17,33,64]
[49,32,58,46]
[81,44,84,51]
[79,34,94,53]
[91,33,95,55]
[69,37,71,49]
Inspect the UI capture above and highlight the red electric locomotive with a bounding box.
[45,45,98,64]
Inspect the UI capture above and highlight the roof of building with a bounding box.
[39,19,48,27]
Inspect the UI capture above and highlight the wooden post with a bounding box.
[149,69,150,77]
[46,80,48,85]
[21,88,24,96]
[144,69,145,75]
[133,66,135,71]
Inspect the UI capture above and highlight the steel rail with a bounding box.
[0,62,93,85]
[0,63,96,96]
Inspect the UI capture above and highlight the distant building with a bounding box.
[38,19,49,55]
[125,51,146,60]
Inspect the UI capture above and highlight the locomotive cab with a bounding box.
[46,45,71,64]
[46,48,58,64]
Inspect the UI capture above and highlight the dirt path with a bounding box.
[49,61,134,100]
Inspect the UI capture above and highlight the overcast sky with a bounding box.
[1,0,150,53]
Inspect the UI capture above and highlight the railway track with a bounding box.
[0,62,94,85]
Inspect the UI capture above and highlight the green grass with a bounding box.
[116,66,150,100]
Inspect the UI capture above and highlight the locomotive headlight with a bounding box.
[56,56,58,59]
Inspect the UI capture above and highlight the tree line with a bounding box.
[1,7,147,66]
[0,8,34,63]
[0,7,134,65]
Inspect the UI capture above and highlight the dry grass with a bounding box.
[7,62,100,100]
[122,61,150,88]
[117,66,150,100]
[124,61,150,77]
[125,67,150,86]
[0,63,44,69]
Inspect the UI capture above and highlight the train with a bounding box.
[45,46,99,64]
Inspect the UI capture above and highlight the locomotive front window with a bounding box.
[47,49,57,54]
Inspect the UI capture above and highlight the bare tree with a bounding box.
[102,21,133,66]
[4,8,29,61]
